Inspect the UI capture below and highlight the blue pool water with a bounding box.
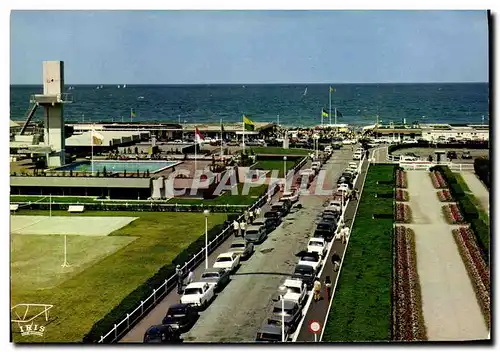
[55,160,179,173]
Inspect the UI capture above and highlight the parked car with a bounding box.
[199,268,231,291]
[227,140,239,146]
[213,252,240,272]
[307,237,327,257]
[228,239,254,260]
[337,183,351,194]
[292,265,316,289]
[143,324,181,343]
[255,324,289,342]
[161,304,199,332]
[314,221,336,241]
[263,211,282,225]
[268,300,302,333]
[321,213,338,225]
[271,200,292,216]
[298,252,321,273]
[461,151,472,159]
[245,225,267,244]
[282,278,308,307]
[322,206,341,218]
[252,217,277,233]
[446,151,458,160]
[180,282,216,309]
[311,161,321,173]
[280,190,299,203]
[353,152,362,160]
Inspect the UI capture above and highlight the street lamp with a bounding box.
[203,209,210,269]
[278,284,287,342]
[283,156,287,193]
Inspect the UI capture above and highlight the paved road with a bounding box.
[120,156,313,343]
[294,156,369,342]
[180,149,356,342]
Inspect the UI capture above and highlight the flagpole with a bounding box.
[220,117,223,158]
[329,86,332,126]
[194,127,197,174]
[321,109,324,127]
[130,108,132,122]
[242,115,245,153]
[335,107,337,126]
[91,124,94,175]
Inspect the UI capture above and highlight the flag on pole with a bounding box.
[330,87,335,93]
[322,109,329,118]
[195,127,204,144]
[130,109,136,119]
[92,130,105,145]
[243,115,255,131]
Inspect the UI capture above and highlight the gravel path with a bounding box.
[182,149,354,342]
[460,172,490,216]
[406,171,489,341]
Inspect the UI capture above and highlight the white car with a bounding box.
[324,146,332,153]
[282,278,308,306]
[307,237,327,257]
[338,183,350,193]
[280,190,299,203]
[342,139,357,145]
[213,252,240,273]
[348,162,358,169]
[298,252,321,273]
[311,161,321,172]
[353,152,362,160]
[180,282,216,309]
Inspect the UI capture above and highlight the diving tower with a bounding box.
[19,61,72,167]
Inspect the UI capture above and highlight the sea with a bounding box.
[10,83,489,128]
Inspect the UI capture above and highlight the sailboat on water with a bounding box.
[303,87,308,96]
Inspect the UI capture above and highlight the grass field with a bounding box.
[454,173,472,193]
[10,211,229,342]
[323,164,395,342]
[248,147,311,155]
[253,160,297,178]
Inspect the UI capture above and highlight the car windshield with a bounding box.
[184,288,202,295]
[317,223,330,230]
[294,267,313,276]
[230,243,245,249]
[201,272,220,279]
[301,256,317,262]
[216,257,232,262]
[309,241,323,247]
[246,230,259,236]
[287,287,301,294]
[264,212,278,218]
[271,206,281,212]
[167,307,186,316]
[273,307,293,315]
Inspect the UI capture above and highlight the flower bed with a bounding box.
[395,203,412,223]
[396,169,408,188]
[393,226,427,341]
[429,171,447,189]
[442,204,465,224]
[452,227,490,329]
[437,190,453,202]
[396,189,409,202]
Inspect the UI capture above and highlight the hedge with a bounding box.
[470,219,490,263]
[388,140,489,155]
[82,214,239,343]
[474,157,490,189]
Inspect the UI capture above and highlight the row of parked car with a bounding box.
[255,158,339,342]
[143,185,300,343]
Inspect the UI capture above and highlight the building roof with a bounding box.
[65,130,149,147]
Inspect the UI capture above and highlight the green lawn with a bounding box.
[454,173,472,193]
[10,195,97,203]
[323,164,395,342]
[10,211,229,342]
[248,146,311,155]
[253,160,297,178]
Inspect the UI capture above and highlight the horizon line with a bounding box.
[10,81,489,86]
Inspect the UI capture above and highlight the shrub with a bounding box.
[470,219,490,263]
[474,158,490,189]
[449,183,465,199]
[458,197,479,220]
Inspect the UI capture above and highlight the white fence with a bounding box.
[97,156,308,343]
[386,154,474,171]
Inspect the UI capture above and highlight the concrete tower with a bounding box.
[30,61,71,167]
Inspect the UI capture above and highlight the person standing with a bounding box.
[186,270,194,286]
[324,276,332,301]
[331,251,341,272]
[233,219,240,237]
[248,209,254,224]
[244,210,249,222]
[255,206,261,218]
[313,279,322,302]
[240,220,247,238]
[176,265,183,294]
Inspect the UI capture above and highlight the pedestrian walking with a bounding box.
[255,206,261,218]
[240,220,247,237]
[341,226,350,244]
[353,188,359,201]
[331,251,341,272]
[324,276,332,301]
[267,193,272,204]
[248,210,254,224]
[233,219,240,237]
[175,265,183,294]
[244,210,249,222]
[186,270,194,286]
[313,279,322,302]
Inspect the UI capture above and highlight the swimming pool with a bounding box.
[54,160,180,173]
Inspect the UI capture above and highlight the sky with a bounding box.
[10,10,489,84]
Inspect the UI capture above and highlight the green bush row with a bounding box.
[323,164,395,341]
[82,213,240,343]
[430,165,489,262]
[474,157,490,189]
